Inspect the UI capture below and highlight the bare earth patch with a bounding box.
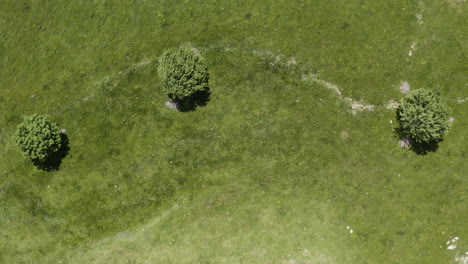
[302,74,378,115]
[350,100,375,114]
[386,100,399,110]
[252,50,297,68]
[302,74,343,97]
[446,0,466,8]
[340,131,349,139]
[135,59,152,67]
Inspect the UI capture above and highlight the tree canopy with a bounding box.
[157,44,209,101]
[12,114,62,162]
[396,89,451,143]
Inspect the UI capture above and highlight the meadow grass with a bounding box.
[0,0,467,263]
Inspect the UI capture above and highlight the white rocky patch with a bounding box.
[446,236,461,250]
[448,245,458,250]
[455,254,468,264]
[165,100,179,110]
[287,56,297,66]
[416,1,425,24]
[399,137,412,148]
[399,81,410,94]
[408,41,418,57]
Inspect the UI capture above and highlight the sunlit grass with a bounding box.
[0,0,466,263]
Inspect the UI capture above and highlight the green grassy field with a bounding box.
[0,0,467,263]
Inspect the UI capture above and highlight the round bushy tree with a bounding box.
[396,89,451,143]
[12,114,62,162]
[157,44,209,101]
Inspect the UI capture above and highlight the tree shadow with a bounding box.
[409,141,440,155]
[393,127,440,155]
[176,89,211,112]
[33,134,70,171]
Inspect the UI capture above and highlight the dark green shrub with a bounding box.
[397,89,451,143]
[157,44,209,101]
[12,114,62,162]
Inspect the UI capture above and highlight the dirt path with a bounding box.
[301,73,390,115]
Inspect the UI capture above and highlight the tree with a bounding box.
[157,44,209,101]
[12,114,62,162]
[396,89,451,143]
